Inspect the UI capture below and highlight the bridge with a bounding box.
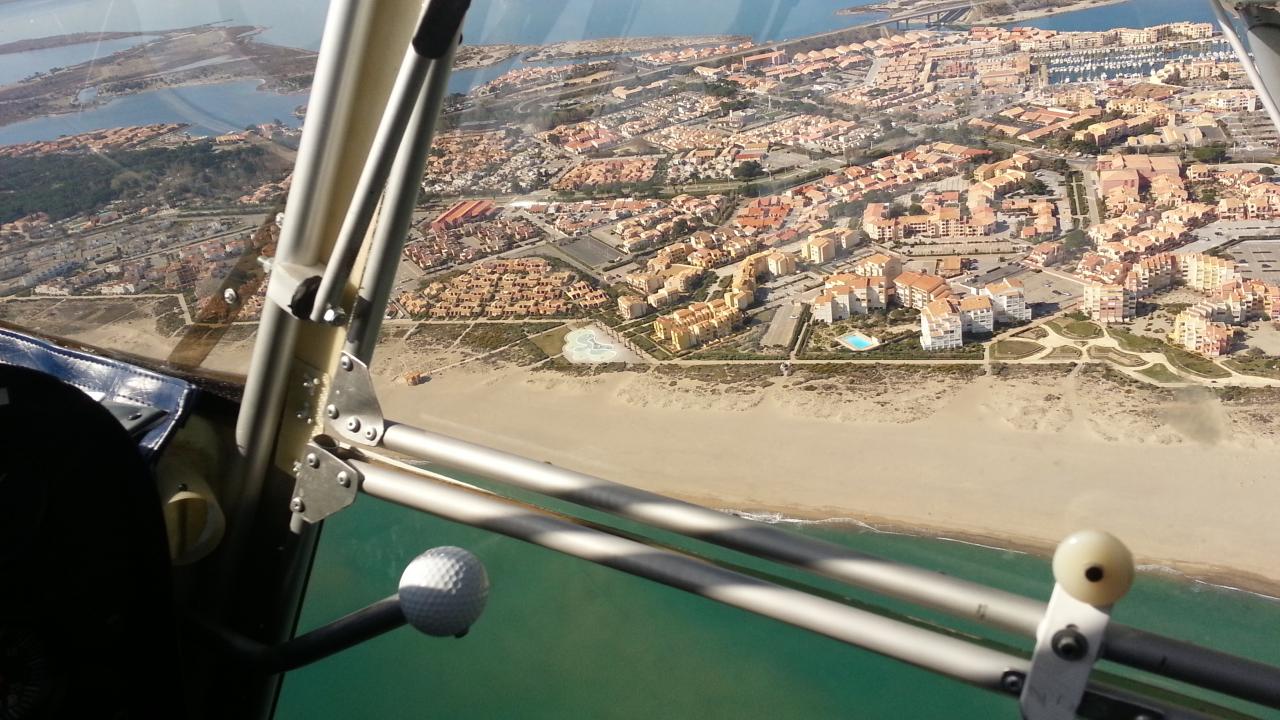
[864,0,1007,30]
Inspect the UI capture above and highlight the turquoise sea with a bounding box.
[275,475,1280,719]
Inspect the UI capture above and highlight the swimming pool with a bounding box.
[839,332,880,351]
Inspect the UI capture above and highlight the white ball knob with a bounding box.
[398,546,490,637]
[1052,529,1134,607]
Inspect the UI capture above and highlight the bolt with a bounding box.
[1051,627,1089,662]
[323,307,346,325]
[346,417,362,432]
[325,404,339,419]
[290,497,305,513]
[176,483,188,492]
[339,355,354,371]
[223,288,238,304]
[305,452,320,468]
[1000,671,1024,694]
[363,427,377,441]
[127,411,143,421]
[336,471,351,488]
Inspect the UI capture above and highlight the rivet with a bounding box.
[305,453,320,468]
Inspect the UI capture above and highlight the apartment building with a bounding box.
[618,295,650,320]
[1171,303,1233,357]
[652,296,743,351]
[803,235,837,264]
[1082,281,1136,324]
[921,298,963,350]
[1180,252,1239,293]
[895,271,952,310]
[958,294,995,333]
[981,278,1033,323]
[851,253,903,281]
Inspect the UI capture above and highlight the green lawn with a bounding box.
[1087,345,1144,368]
[1138,363,1182,383]
[1015,326,1049,340]
[1107,327,1163,353]
[461,322,562,352]
[1164,345,1231,379]
[991,339,1045,360]
[1223,355,1280,380]
[1043,345,1082,361]
[1046,318,1102,340]
[529,324,574,357]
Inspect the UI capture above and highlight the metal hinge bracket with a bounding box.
[324,352,385,446]
[289,440,361,526]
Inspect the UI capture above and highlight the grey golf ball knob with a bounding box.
[399,546,490,637]
[1052,530,1134,607]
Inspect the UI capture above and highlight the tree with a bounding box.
[1192,145,1228,163]
[732,161,764,180]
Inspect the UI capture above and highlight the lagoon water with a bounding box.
[0,80,307,145]
[0,34,154,85]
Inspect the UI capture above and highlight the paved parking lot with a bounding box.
[1232,239,1280,285]
[560,235,622,268]
[1180,220,1280,255]
[1018,269,1083,306]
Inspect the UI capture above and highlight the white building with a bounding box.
[958,294,995,334]
[982,278,1032,323]
[921,297,963,351]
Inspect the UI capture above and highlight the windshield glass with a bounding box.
[1,0,1279,717]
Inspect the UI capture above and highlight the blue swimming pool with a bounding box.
[839,332,879,351]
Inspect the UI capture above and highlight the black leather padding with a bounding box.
[0,364,181,719]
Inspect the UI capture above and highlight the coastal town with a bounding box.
[8,1,1280,626]
[4,14,1280,388]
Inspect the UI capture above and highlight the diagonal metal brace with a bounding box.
[325,353,386,446]
[289,440,361,525]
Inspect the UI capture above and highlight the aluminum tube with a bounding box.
[346,35,460,363]
[231,0,367,561]
[353,459,1026,689]
[379,421,1045,635]
[1104,625,1280,710]
[309,40,433,323]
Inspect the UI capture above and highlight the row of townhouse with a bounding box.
[651,296,744,351]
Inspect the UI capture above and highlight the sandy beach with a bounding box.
[971,0,1129,26]
[366,333,1280,596]
[5,295,1278,596]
